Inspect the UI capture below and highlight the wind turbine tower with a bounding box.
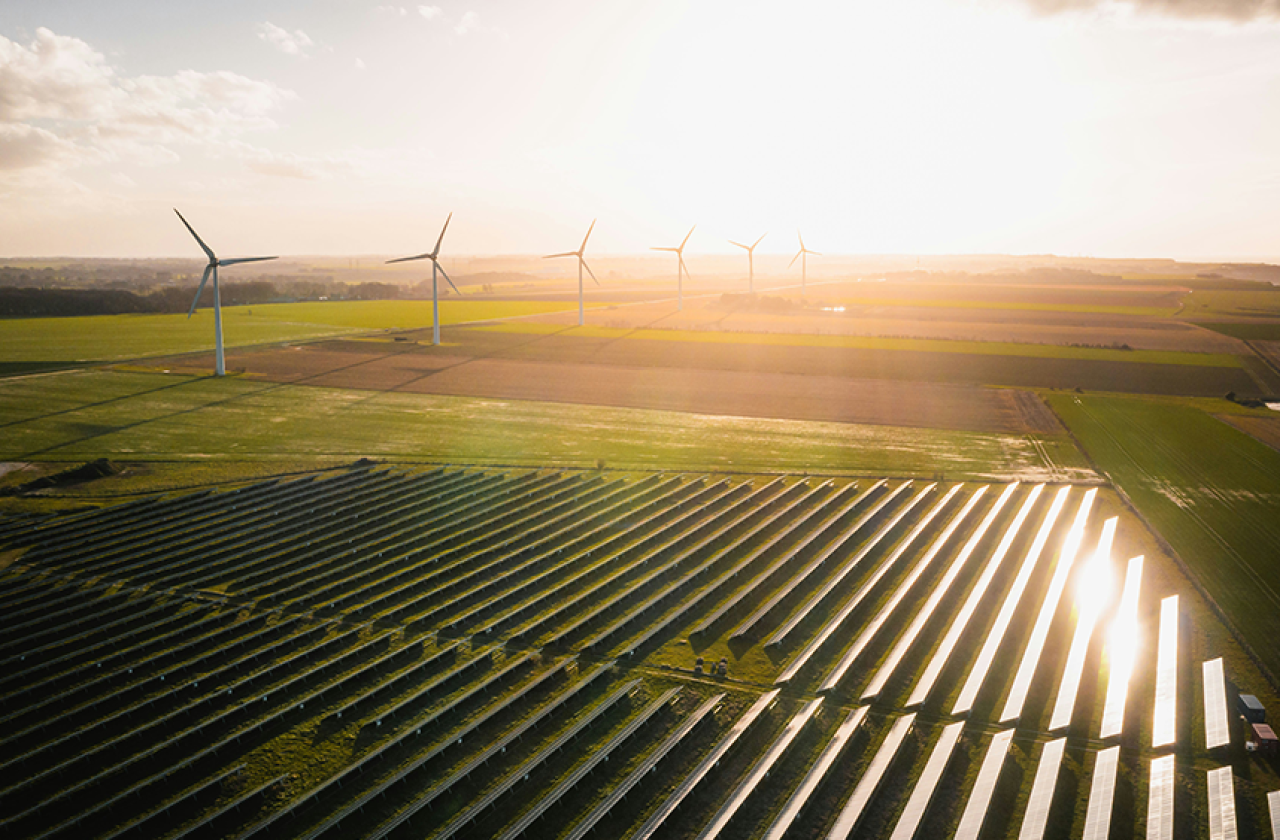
[729,233,766,293]
[545,220,599,326]
[651,225,695,311]
[175,209,276,376]
[790,231,821,296]
[386,213,460,346]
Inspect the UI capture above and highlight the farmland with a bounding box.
[2,466,1276,839]
[0,300,588,369]
[0,370,1087,481]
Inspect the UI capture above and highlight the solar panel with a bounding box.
[908,485,1044,708]
[1207,766,1238,840]
[863,483,1019,701]
[1152,595,1179,748]
[1082,746,1120,840]
[697,697,822,840]
[1147,755,1174,840]
[1018,737,1066,840]
[954,729,1014,840]
[1000,488,1097,723]
[763,707,869,840]
[1203,658,1230,750]
[953,486,1070,716]
[1268,789,1280,840]
[1049,516,1117,731]
[825,713,915,840]
[889,721,965,840]
[1099,554,1144,738]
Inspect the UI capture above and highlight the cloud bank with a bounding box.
[1015,0,1280,21]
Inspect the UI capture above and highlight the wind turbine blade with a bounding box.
[809,249,823,256]
[188,264,213,318]
[652,247,679,253]
[174,209,216,261]
[797,230,806,251]
[432,212,452,258]
[679,255,691,279]
[581,257,600,286]
[789,250,802,268]
[386,253,431,264]
[436,260,461,295]
[218,256,278,267]
[544,252,577,259]
[681,225,696,249]
[580,218,596,253]
[728,240,749,250]
[752,233,767,249]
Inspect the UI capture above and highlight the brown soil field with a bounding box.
[392,358,1063,434]
[180,343,1062,434]
[437,327,1256,397]
[1218,413,1280,452]
[550,298,1243,354]
[786,279,1188,308]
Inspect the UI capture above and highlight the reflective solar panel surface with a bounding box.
[889,721,965,840]
[1147,755,1174,840]
[1153,596,1179,747]
[1082,746,1120,840]
[1203,657,1230,750]
[955,729,1015,840]
[1207,766,1238,840]
[1018,737,1067,840]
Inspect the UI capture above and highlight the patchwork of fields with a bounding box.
[1,467,1275,839]
[0,370,1089,481]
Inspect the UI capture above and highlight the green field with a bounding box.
[1179,288,1280,319]
[474,322,1244,367]
[0,300,584,365]
[0,370,1091,482]
[1048,393,1280,679]
[829,296,1178,317]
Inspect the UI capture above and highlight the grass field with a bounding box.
[1179,289,1280,319]
[1048,393,1280,680]
[0,369,1092,482]
[0,300,586,365]
[474,322,1244,367]
[828,297,1179,317]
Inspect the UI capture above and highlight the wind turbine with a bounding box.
[386,213,459,346]
[651,225,695,311]
[729,233,766,293]
[790,230,821,296]
[544,219,598,326]
[175,209,276,377]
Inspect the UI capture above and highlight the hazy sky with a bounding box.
[2,0,1279,259]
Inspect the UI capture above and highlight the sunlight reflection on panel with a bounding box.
[1083,746,1120,840]
[1017,738,1066,840]
[907,484,1043,708]
[888,721,965,840]
[1147,755,1174,840]
[955,730,1014,840]
[954,486,1070,716]
[1100,555,1144,738]
[1000,488,1097,724]
[1153,595,1179,748]
[1049,516,1117,731]
[1268,790,1280,840]
[1204,658,1230,750]
[825,714,915,840]
[1208,766,1239,840]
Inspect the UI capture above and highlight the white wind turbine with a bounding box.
[175,209,277,377]
[729,233,766,293]
[544,219,599,327]
[790,230,821,296]
[651,225,695,311]
[386,213,460,346]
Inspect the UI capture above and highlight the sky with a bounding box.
[2,0,1280,260]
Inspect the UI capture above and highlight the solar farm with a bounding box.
[3,463,1277,839]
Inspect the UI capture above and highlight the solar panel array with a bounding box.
[1204,657,1231,750]
[0,465,1271,840]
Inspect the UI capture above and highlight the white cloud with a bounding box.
[455,10,480,35]
[355,57,367,70]
[0,27,296,182]
[255,21,315,56]
[377,5,410,15]
[418,5,444,20]
[1014,0,1280,21]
